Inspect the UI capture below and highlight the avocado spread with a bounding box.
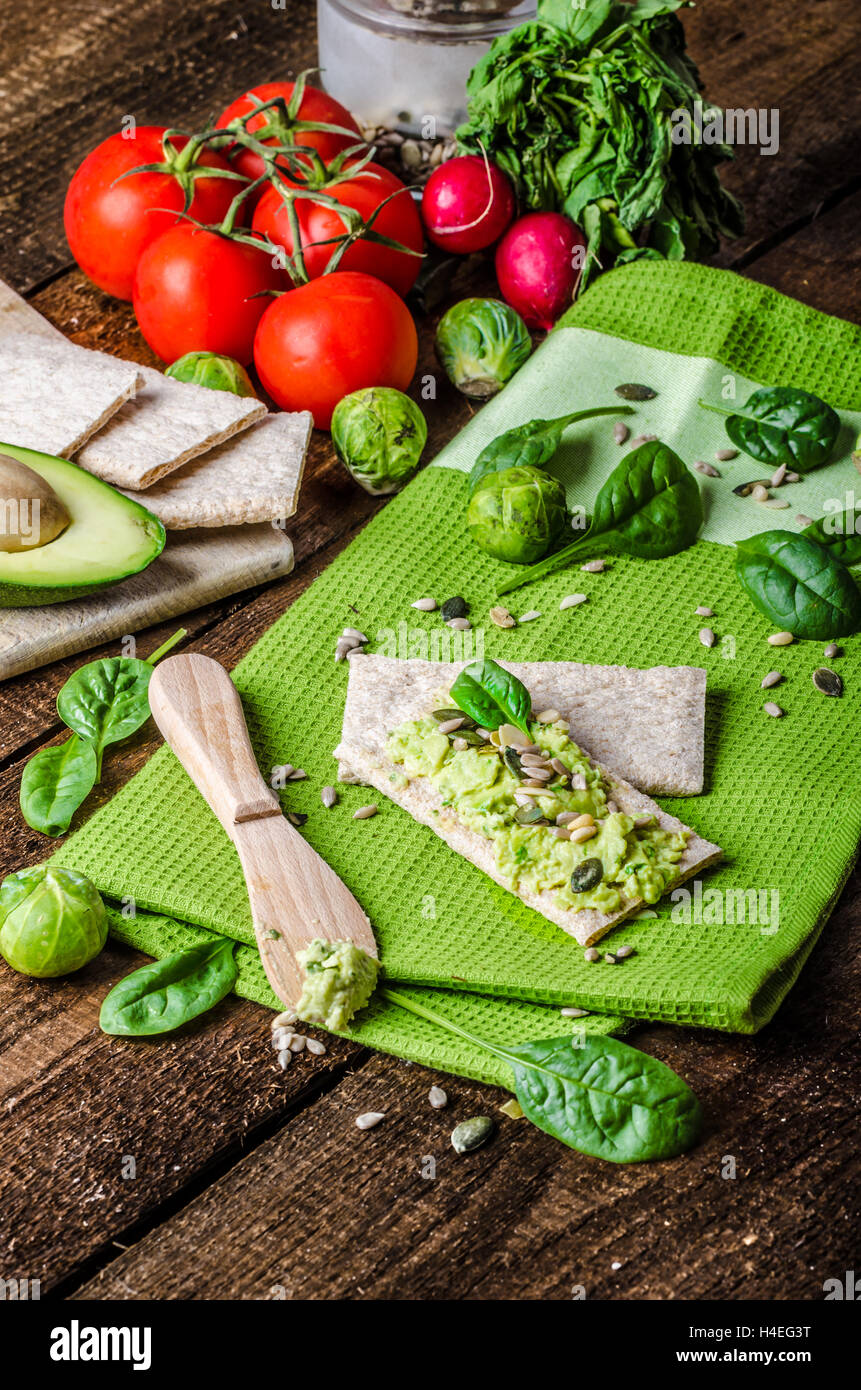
[387,712,687,915]
[296,938,380,1030]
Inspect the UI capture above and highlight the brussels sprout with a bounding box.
[165,351,256,397]
[467,464,568,564]
[0,864,107,978]
[435,297,532,400]
[331,388,427,496]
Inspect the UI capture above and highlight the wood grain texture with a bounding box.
[0,0,858,1303]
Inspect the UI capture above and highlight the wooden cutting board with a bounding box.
[0,524,294,681]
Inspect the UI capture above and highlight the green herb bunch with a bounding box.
[456,0,744,288]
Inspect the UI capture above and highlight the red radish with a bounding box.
[421,154,515,254]
[495,211,587,331]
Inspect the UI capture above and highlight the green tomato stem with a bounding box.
[147,628,187,667]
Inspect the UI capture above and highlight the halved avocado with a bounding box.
[0,442,165,607]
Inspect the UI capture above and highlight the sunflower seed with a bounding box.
[343,628,367,642]
[570,773,588,791]
[289,1034,306,1052]
[353,804,378,819]
[345,645,366,660]
[519,751,545,766]
[699,628,716,648]
[549,757,569,776]
[306,1038,327,1055]
[752,484,770,502]
[763,498,790,509]
[785,471,801,482]
[411,596,437,611]
[451,1116,494,1153]
[615,944,635,959]
[535,707,561,722]
[321,785,337,808]
[278,1049,292,1069]
[824,642,841,659]
[615,382,657,401]
[581,559,605,573]
[288,768,307,780]
[447,617,471,630]
[604,952,620,964]
[355,1112,385,1130]
[273,763,294,781]
[695,605,714,617]
[613,422,630,444]
[519,609,541,622]
[633,814,654,829]
[570,813,594,828]
[813,667,843,697]
[606,799,618,812]
[584,947,601,962]
[499,1099,524,1119]
[796,513,814,527]
[273,1009,298,1029]
[525,766,554,781]
[561,1007,590,1017]
[629,433,658,447]
[715,447,739,461]
[761,670,783,689]
[556,811,578,826]
[768,631,795,646]
[554,826,572,840]
[560,593,588,610]
[428,1085,448,1109]
[441,596,467,621]
[763,701,784,717]
[733,479,771,497]
[272,1028,293,1050]
[288,812,308,828]
[437,716,465,734]
[499,724,532,749]
[771,463,787,487]
[694,460,721,477]
[489,605,517,628]
[514,784,553,797]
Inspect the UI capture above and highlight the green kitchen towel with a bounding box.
[53,262,861,1081]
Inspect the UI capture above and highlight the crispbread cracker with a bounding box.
[121,411,312,528]
[76,365,267,488]
[0,278,63,341]
[335,654,722,947]
[0,334,142,457]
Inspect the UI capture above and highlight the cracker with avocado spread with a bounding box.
[335,654,722,948]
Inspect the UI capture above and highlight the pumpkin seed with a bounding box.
[515,805,550,825]
[763,701,784,717]
[570,857,603,892]
[813,667,843,697]
[733,480,771,497]
[429,1085,448,1109]
[453,728,485,746]
[451,1116,494,1153]
[761,671,783,689]
[441,596,467,621]
[503,746,523,776]
[584,947,601,962]
[432,707,476,726]
[411,597,437,611]
[613,421,630,444]
[615,383,657,401]
[355,1112,385,1130]
[499,1098,524,1120]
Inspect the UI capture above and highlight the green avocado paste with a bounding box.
[296,938,380,1030]
[387,712,687,916]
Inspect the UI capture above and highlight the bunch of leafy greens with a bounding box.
[19,629,186,837]
[456,0,744,288]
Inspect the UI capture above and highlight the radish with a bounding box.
[421,154,515,254]
[495,211,587,331]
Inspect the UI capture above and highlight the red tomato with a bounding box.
[254,272,418,429]
[64,127,242,301]
[133,224,286,364]
[218,81,364,193]
[252,162,423,297]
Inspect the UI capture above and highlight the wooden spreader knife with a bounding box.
[148,653,378,1011]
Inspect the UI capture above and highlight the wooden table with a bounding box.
[1,0,858,1302]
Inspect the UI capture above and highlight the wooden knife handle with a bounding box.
[148,653,281,838]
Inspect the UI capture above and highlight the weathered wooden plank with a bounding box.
[69,877,861,1300]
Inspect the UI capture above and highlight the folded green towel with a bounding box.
[53,261,861,1086]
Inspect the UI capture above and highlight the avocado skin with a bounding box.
[0,443,165,606]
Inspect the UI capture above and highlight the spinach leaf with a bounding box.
[19,735,98,837]
[450,658,532,734]
[802,510,861,568]
[468,406,631,495]
[498,440,703,594]
[735,531,861,640]
[99,938,238,1036]
[56,629,186,776]
[699,388,840,472]
[382,988,702,1163]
